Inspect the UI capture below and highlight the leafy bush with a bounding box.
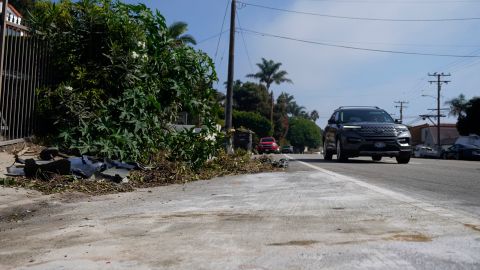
[233,110,272,138]
[286,117,322,150]
[30,0,220,164]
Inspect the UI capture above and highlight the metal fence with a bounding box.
[0,1,49,145]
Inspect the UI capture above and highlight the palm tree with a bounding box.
[167,21,197,45]
[246,58,293,90]
[445,94,468,118]
[310,110,319,122]
[246,58,293,130]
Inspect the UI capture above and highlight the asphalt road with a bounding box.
[286,154,480,217]
[2,155,480,269]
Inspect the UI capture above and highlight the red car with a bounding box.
[257,137,280,154]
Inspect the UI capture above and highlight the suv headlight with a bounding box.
[395,126,410,137]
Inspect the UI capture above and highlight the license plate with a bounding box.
[374,142,386,148]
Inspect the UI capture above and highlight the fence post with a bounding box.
[0,0,8,96]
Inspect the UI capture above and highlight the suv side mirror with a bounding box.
[395,119,402,124]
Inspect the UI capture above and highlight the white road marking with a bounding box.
[285,154,480,226]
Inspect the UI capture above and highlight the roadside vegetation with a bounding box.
[1,0,322,195]
[30,0,221,168]
[227,58,322,149]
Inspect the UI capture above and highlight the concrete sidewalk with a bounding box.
[1,168,480,269]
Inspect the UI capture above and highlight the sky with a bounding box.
[125,0,480,128]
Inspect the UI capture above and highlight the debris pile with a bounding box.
[6,147,144,183]
[1,149,282,195]
[256,155,289,168]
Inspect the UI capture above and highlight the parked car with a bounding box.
[455,135,480,148]
[413,145,439,158]
[441,144,480,160]
[281,145,294,154]
[256,137,280,154]
[323,106,412,164]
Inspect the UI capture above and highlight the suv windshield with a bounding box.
[341,110,394,123]
[261,138,274,142]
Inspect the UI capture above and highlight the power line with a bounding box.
[238,2,480,22]
[263,0,480,3]
[197,30,229,44]
[240,28,480,58]
[214,0,230,62]
[235,10,254,73]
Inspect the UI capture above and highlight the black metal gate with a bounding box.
[0,0,49,145]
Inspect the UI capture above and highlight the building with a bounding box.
[0,1,23,26]
[409,123,459,149]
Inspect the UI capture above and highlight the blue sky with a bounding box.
[127,0,480,127]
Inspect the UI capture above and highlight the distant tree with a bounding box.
[233,110,272,138]
[232,81,270,119]
[290,103,307,117]
[310,110,319,121]
[445,94,468,118]
[246,58,293,130]
[215,90,225,105]
[167,21,196,45]
[246,58,292,91]
[287,117,322,151]
[456,97,480,136]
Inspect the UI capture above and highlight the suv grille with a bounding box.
[357,126,396,137]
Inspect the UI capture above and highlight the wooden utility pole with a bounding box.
[394,101,408,123]
[225,0,236,154]
[428,73,450,151]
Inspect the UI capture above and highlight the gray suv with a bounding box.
[323,107,412,164]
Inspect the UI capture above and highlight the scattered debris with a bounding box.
[7,149,144,182]
[2,151,279,195]
[256,155,289,168]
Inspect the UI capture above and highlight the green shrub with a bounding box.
[31,0,220,164]
[233,110,272,138]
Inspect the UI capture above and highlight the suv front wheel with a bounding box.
[336,139,348,162]
[396,153,411,164]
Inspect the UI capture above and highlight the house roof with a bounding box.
[0,1,23,18]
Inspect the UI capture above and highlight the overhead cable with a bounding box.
[198,30,229,44]
[240,28,480,58]
[236,10,255,73]
[238,2,480,22]
[214,0,230,62]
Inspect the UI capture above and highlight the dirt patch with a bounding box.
[332,207,345,210]
[0,201,49,224]
[386,233,432,242]
[464,224,480,232]
[158,212,266,222]
[268,240,319,246]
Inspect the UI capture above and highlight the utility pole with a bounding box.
[225,0,236,154]
[394,101,408,123]
[428,73,450,152]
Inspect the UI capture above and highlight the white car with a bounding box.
[414,145,438,158]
